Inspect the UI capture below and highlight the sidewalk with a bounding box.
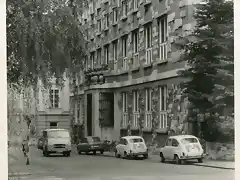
[8,146,50,177]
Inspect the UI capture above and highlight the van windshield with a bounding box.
[180,138,198,144]
[129,138,143,143]
[48,131,70,138]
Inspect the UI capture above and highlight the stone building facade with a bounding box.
[70,0,198,145]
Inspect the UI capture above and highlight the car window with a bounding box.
[180,138,198,144]
[81,138,88,143]
[123,139,128,145]
[129,138,143,143]
[47,130,70,138]
[89,137,101,142]
[43,131,47,138]
[172,139,179,147]
[165,138,172,146]
[119,138,124,145]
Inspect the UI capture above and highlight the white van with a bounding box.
[42,129,71,157]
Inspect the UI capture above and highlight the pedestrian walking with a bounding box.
[22,136,30,165]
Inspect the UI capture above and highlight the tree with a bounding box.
[7,0,87,87]
[178,0,233,142]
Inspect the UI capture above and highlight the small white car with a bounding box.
[115,136,148,159]
[159,135,204,164]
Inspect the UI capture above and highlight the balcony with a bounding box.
[159,42,167,61]
[145,47,152,64]
[132,112,139,129]
[121,112,128,128]
[122,57,129,70]
[159,111,168,129]
[145,111,152,129]
[133,53,139,67]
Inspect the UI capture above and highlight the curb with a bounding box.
[8,172,32,177]
[192,163,235,170]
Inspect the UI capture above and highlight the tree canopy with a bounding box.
[7,0,87,87]
[178,0,234,142]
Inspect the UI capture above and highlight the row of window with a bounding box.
[122,86,167,113]
[86,15,168,70]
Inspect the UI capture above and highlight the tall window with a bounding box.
[122,35,128,57]
[145,88,152,112]
[145,23,152,48]
[97,48,101,65]
[132,29,139,53]
[122,0,127,17]
[90,52,95,69]
[113,7,118,24]
[85,56,88,70]
[133,0,139,9]
[97,20,101,32]
[50,89,59,108]
[133,90,139,112]
[159,86,167,111]
[159,16,167,43]
[104,14,109,28]
[97,8,101,16]
[113,40,118,60]
[122,92,128,113]
[104,45,109,64]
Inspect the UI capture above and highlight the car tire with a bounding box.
[93,151,96,155]
[100,151,104,155]
[160,152,165,163]
[78,150,82,155]
[66,152,71,157]
[115,150,120,158]
[123,151,128,159]
[143,154,148,159]
[174,155,182,165]
[197,158,203,163]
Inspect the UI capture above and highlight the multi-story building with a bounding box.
[36,76,71,135]
[70,0,198,144]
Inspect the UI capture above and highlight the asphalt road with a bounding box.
[9,148,234,180]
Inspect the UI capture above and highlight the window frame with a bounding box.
[97,48,101,65]
[158,15,168,44]
[159,85,167,111]
[90,52,95,69]
[133,90,139,112]
[122,92,128,113]
[144,23,152,48]
[49,88,60,109]
[122,0,127,17]
[97,19,101,32]
[112,40,118,60]
[113,7,118,24]
[132,29,139,54]
[145,88,152,112]
[104,45,109,65]
[122,35,128,57]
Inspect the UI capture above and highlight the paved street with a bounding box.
[9,147,234,180]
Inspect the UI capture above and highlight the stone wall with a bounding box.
[205,142,235,161]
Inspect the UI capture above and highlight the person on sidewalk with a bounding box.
[22,136,30,165]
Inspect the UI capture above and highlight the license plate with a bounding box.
[56,148,65,152]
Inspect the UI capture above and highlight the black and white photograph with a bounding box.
[6,0,235,180]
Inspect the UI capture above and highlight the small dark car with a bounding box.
[37,137,43,150]
[77,136,104,155]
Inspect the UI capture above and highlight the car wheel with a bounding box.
[66,152,71,157]
[143,154,148,159]
[78,150,82,155]
[115,150,120,158]
[100,151,104,155]
[174,155,182,165]
[93,151,96,155]
[123,151,128,159]
[160,152,165,163]
[197,158,203,163]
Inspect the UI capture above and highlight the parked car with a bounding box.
[159,135,204,164]
[77,136,105,155]
[42,129,72,157]
[115,136,148,159]
[37,137,43,150]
